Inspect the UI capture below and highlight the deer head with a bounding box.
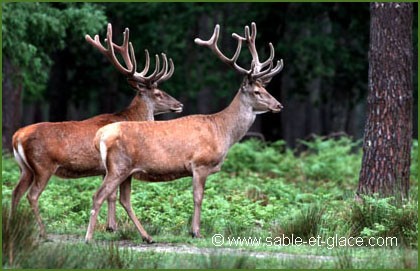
[195,22,283,114]
[86,23,183,114]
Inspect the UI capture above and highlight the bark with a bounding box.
[2,58,22,152]
[357,3,413,198]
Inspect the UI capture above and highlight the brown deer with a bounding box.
[11,23,183,237]
[85,22,283,243]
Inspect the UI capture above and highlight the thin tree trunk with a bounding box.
[2,58,22,152]
[357,3,413,198]
[47,50,70,121]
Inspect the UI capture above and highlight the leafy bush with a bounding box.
[223,136,362,186]
[297,136,362,184]
[223,139,294,176]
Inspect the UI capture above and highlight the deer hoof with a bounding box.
[106,226,117,233]
[191,232,203,238]
[143,236,154,244]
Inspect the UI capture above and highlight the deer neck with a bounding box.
[215,90,256,147]
[119,94,154,121]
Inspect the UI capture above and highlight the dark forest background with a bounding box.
[2,2,418,151]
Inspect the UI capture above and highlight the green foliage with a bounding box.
[224,137,362,186]
[10,241,269,269]
[2,203,39,267]
[2,2,106,99]
[334,248,354,269]
[1,137,418,268]
[348,195,418,247]
[297,136,362,184]
[410,139,418,185]
[272,203,325,242]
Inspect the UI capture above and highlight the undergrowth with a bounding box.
[2,136,418,269]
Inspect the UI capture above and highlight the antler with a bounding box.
[195,22,283,83]
[194,25,249,75]
[86,23,174,88]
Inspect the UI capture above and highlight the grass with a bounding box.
[2,136,418,269]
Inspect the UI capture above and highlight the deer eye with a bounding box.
[254,90,261,95]
[154,92,163,98]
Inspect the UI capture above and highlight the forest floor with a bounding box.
[3,139,417,268]
[46,233,338,262]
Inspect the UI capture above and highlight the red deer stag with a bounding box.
[11,23,182,237]
[85,22,283,243]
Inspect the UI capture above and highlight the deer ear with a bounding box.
[260,77,272,87]
[127,78,147,93]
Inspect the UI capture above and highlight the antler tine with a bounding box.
[139,50,150,76]
[259,43,275,69]
[152,53,170,84]
[195,24,249,75]
[128,42,137,77]
[247,23,261,70]
[112,27,134,71]
[142,54,160,82]
[251,60,273,80]
[154,53,168,80]
[260,59,284,82]
[85,34,106,54]
[156,58,175,84]
[104,24,135,75]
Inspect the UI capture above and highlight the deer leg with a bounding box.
[9,164,34,267]
[26,171,53,238]
[106,186,118,232]
[119,176,153,243]
[11,168,33,215]
[191,169,208,238]
[85,173,126,243]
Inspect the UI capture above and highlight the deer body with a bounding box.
[98,89,258,183]
[12,91,181,237]
[11,23,182,237]
[88,82,282,242]
[13,96,152,180]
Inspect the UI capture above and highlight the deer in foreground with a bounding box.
[11,23,183,237]
[85,22,283,243]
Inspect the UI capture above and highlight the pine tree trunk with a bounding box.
[2,58,22,152]
[357,3,413,198]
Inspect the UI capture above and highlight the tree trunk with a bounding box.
[357,3,413,198]
[2,58,22,152]
[47,50,71,121]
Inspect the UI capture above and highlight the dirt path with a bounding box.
[46,234,339,262]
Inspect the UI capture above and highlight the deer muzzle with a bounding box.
[172,103,184,113]
[270,102,283,113]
